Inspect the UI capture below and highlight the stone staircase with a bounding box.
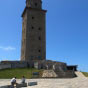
[42,70,76,78]
[55,70,76,78]
[75,71,85,78]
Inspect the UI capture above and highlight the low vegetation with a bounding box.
[82,72,88,77]
[0,68,43,79]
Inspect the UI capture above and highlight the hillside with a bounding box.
[82,72,88,77]
[0,68,43,79]
[0,68,88,79]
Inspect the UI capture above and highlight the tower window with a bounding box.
[32,26,34,29]
[39,37,41,40]
[38,27,41,30]
[38,50,41,52]
[31,56,33,60]
[32,16,34,19]
[35,3,38,6]
[38,56,41,59]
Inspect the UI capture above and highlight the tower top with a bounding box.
[26,0,42,9]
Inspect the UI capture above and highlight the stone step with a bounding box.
[16,83,27,87]
[55,71,76,78]
[0,83,27,88]
[75,71,85,78]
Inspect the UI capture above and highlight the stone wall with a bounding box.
[0,61,28,69]
[32,60,77,78]
[0,63,11,70]
[0,60,77,78]
[0,60,68,71]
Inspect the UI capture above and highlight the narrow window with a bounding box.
[38,50,41,52]
[39,37,41,40]
[38,27,41,30]
[35,3,38,6]
[32,16,34,19]
[32,26,34,29]
[31,56,33,60]
[38,56,41,59]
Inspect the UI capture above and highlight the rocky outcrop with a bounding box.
[42,70,58,78]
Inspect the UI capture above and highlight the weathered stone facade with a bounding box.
[42,70,58,78]
[0,63,11,70]
[0,0,78,78]
[0,61,28,69]
[0,60,77,78]
[21,0,46,61]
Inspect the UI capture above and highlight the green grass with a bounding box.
[0,68,43,79]
[82,72,88,77]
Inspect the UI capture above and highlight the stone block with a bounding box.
[0,85,11,88]
[28,82,37,86]
[16,83,27,87]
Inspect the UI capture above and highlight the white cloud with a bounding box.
[0,46,16,51]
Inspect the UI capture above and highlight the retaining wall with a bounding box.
[0,63,11,70]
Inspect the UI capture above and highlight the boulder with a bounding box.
[42,70,58,78]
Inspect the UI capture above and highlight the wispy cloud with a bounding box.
[0,46,16,51]
[0,57,20,62]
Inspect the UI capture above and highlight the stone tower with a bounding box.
[21,0,47,61]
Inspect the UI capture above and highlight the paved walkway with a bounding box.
[27,77,88,88]
[0,72,88,88]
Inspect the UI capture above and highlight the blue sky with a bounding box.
[0,0,88,72]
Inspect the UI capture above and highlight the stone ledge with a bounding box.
[28,82,37,86]
[0,85,11,88]
[16,83,27,87]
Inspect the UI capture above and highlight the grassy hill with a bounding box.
[0,68,43,79]
[82,72,88,77]
[0,68,88,79]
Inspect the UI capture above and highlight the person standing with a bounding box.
[21,76,26,83]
